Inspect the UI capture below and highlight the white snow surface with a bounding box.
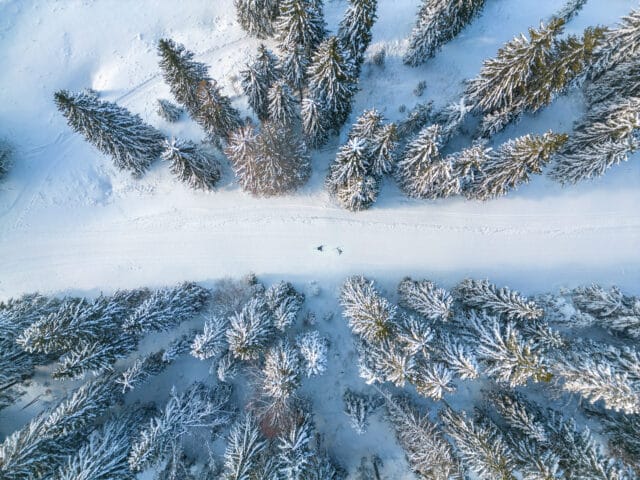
[0,0,639,477]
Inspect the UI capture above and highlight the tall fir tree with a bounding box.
[276,0,326,58]
[395,125,459,199]
[305,36,357,134]
[234,0,280,38]
[591,9,640,78]
[241,44,280,121]
[466,131,567,200]
[54,90,164,177]
[162,138,221,190]
[550,97,640,183]
[404,0,486,66]
[195,79,243,143]
[268,79,299,127]
[337,0,378,70]
[157,39,210,116]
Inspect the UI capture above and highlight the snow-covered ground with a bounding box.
[0,0,639,477]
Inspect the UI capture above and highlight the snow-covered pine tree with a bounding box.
[302,100,330,152]
[465,19,565,115]
[571,284,640,338]
[337,0,378,70]
[268,79,299,127]
[162,138,221,190]
[281,44,309,97]
[54,90,164,177]
[123,282,209,335]
[595,408,640,469]
[0,293,62,409]
[157,98,184,122]
[585,58,640,108]
[412,361,455,400]
[340,276,398,343]
[217,351,241,383]
[0,376,117,479]
[358,338,417,388]
[226,122,311,196]
[195,79,243,143]
[343,389,381,434]
[276,0,326,58]
[234,0,280,38]
[435,333,480,380]
[57,412,145,480]
[440,407,517,480]
[191,315,228,361]
[397,277,453,322]
[222,414,267,480]
[260,341,301,427]
[404,0,486,66]
[336,173,379,212]
[591,9,640,78]
[478,26,605,137]
[455,278,543,321]
[385,394,463,479]
[241,44,280,121]
[0,140,11,180]
[226,296,274,360]
[296,330,328,377]
[396,314,433,358]
[369,122,398,177]
[553,349,640,414]
[450,143,490,195]
[327,138,370,196]
[129,383,233,472]
[348,108,383,142]
[550,97,640,183]
[265,280,304,331]
[468,313,551,387]
[395,124,460,199]
[305,35,357,133]
[275,409,317,479]
[396,101,433,140]
[466,131,567,200]
[157,39,210,116]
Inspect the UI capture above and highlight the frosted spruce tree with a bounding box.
[404,0,486,66]
[276,0,326,58]
[157,39,210,116]
[281,44,309,97]
[369,122,398,177]
[305,36,357,134]
[191,315,228,361]
[550,97,640,183]
[301,96,328,147]
[222,414,267,480]
[397,277,453,322]
[226,296,274,361]
[591,9,640,78]
[343,389,381,434]
[337,0,378,70]
[466,131,567,200]
[395,125,460,199]
[385,395,463,479]
[54,90,164,177]
[268,79,299,127]
[571,284,640,338]
[196,79,243,143]
[241,44,280,121]
[260,340,301,427]
[585,59,640,108]
[162,138,221,190]
[226,122,311,196]
[156,98,184,122]
[326,138,376,211]
[296,330,328,377]
[129,383,234,472]
[455,278,544,321]
[234,0,280,38]
[464,19,564,125]
[264,280,304,331]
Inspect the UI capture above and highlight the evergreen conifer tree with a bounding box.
[222,415,267,480]
[235,0,280,38]
[591,9,640,77]
[466,131,567,200]
[296,330,328,377]
[369,122,398,177]
[305,36,357,133]
[571,284,640,338]
[343,389,381,434]
[196,80,243,142]
[276,0,326,58]
[337,0,378,69]
[226,296,274,360]
[385,395,463,479]
[404,0,486,66]
[264,280,304,331]
[162,138,221,190]
[226,122,311,196]
[157,99,184,122]
[550,97,640,183]
[301,96,328,147]
[395,125,459,199]
[281,44,309,97]
[158,39,210,115]
[191,315,228,361]
[54,90,164,177]
[585,58,640,107]
[397,277,453,322]
[241,45,280,121]
[268,79,299,127]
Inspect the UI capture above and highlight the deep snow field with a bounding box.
[0,0,639,478]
